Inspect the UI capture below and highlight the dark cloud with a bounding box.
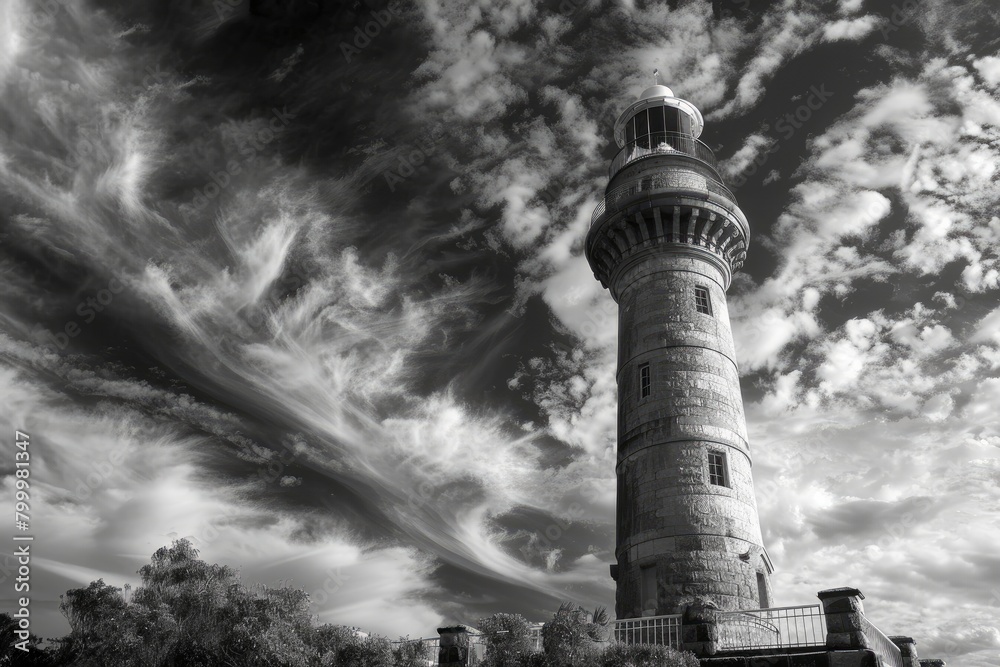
[808,496,943,542]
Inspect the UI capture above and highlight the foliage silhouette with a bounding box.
[478,613,533,667]
[38,539,412,667]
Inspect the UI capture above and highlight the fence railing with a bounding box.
[427,597,903,663]
[715,604,826,651]
[608,132,720,181]
[612,614,683,648]
[859,615,905,667]
[590,170,740,228]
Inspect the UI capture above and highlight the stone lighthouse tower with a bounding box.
[586,82,773,620]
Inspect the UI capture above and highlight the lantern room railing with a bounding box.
[608,132,721,181]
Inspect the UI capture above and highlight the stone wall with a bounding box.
[612,245,770,617]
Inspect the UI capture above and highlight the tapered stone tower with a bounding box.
[586,83,773,620]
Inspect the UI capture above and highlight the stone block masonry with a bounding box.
[607,236,768,617]
[586,84,771,621]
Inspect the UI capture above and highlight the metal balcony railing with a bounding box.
[608,132,720,181]
[860,614,905,667]
[715,604,827,651]
[612,614,683,648]
[591,170,740,228]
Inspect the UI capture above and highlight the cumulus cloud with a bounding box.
[821,16,879,42]
[971,306,1000,345]
[972,55,1000,87]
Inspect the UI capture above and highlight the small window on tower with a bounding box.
[639,363,651,398]
[640,565,657,612]
[708,451,728,487]
[695,286,712,315]
[757,571,770,609]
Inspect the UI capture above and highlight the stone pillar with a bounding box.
[890,636,919,667]
[679,599,719,657]
[817,587,869,650]
[437,625,474,667]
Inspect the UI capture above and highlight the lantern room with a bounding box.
[612,84,705,148]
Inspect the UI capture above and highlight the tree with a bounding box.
[477,613,533,667]
[56,539,320,666]
[57,579,150,666]
[310,625,393,667]
[0,612,54,666]
[392,637,433,667]
[541,604,610,667]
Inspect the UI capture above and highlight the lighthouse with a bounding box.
[586,81,772,619]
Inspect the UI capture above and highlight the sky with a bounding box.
[0,0,999,664]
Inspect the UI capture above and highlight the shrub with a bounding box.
[312,625,394,667]
[599,643,700,667]
[478,613,533,667]
[514,651,548,667]
[541,604,609,667]
[393,637,433,667]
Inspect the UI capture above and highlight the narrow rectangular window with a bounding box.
[639,363,650,398]
[640,565,657,612]
[695,286,712,315]
[756,572,770,609]
[634,109,649,148]
[647,106,665,140]
[664,107,682,134]
[708,451,728,487]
